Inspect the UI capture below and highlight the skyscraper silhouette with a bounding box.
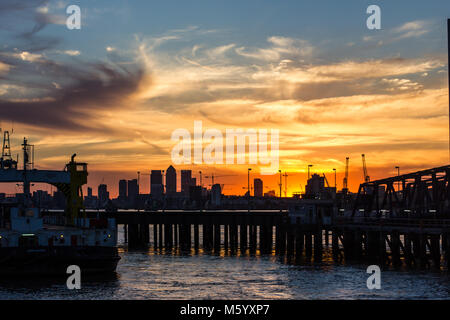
[128,179,139,207]
[254,178,263,197]
[181,170,192,195]
[98,184,109,205]
[119,179,127,200]
[151,170,163,199]
[166,165,176,194]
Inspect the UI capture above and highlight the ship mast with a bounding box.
[22,137,30,197]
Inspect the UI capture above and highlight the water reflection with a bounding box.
[0,228,448,299]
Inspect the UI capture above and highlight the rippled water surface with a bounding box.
[0,227,449,299]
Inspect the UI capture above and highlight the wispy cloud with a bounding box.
[235,36,315,61]
[392,20,431,39]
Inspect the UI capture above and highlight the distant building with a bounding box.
[189,185,202,204]
[98,184,109,205]
[211,184,222,207]
[151,170,163,199]
[128,179,139,207]
[32,190,50,207]
[119,179,127,199]
[264,190,276,197]
[53,190,66,208]
[181,170,192,195]
[254,178,263,197]
[305,173,335,199]
[166,165,177,194]
[84,187,96,208]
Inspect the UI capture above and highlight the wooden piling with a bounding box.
[164,223,170,249]
[332,230,340,260]
[249,225,257,254]
[230,224,238,253]
[343,231,354,261]
[419,234,427,269]
[430,235,441,269]
[352,231,362,260]
[158,224,163,250]
[279,225,287,256]
[259,225,266,254]
[295,226,304,262]
[286,226,295,257]
[391,231,401,267]
[153,224,158,249]
[186,224,192,250]
[139,224,149,247]
[314,230,322,261]
[194,223,199,251]
[404,233,413,266]
[267,225,273,254]
[305,232,312,258]
[174,224,179,248]
[240,224,247,253]
[214,224,221,253]
[128,224,139,248]
[224,224,229,252]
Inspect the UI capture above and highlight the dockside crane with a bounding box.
[323,173,330,188]
[342,157,349,193]
[362,154,370,183]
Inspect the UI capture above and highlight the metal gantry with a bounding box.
[352,165,450,218]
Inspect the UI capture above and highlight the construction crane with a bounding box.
[323,173,330,188]
[343,157,349,193]
[204,173,236,186]
[361,154,370,183]
[0,129,17,169]
[282,172,288,197]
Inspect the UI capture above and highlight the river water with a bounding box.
[0,226,449,300]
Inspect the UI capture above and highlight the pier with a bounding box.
[99,212,450,270]
[92,164,450,270]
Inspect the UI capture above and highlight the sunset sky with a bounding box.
[0,0,449,197]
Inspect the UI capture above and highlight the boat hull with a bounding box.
[0,246,120,276]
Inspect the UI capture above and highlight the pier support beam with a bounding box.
[430,235,441,269]
[286,227,295,257]
[305,232,312,259]
[313,230,322,261]
[128,223,139,249]
[214,224,221,253]
[332,230,340,260]
[194,224,199,251]
[404,233,413,267]
[158,224,163,250]
[224,224,229,252]
[249,225,257,254]
[139,224,149,248]
[295,227,304,262]
[240,224,247,253]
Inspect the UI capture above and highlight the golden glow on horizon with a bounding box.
[1,32,448,197]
